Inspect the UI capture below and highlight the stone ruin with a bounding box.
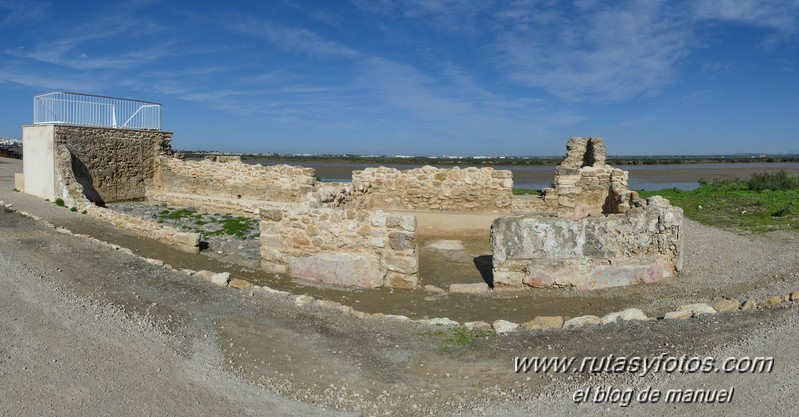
[20,123,682,291]
[490,137,683,290]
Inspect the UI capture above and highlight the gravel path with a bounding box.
[0,248,342,417]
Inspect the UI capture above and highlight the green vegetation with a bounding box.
[12,188,19,192]
[512,188,542,196]
[70,207,77,212]
[158,208,197,220]
[157,207,259,239]
[54,198,65,207]
[639,171,799,233]
[417,327,490,352]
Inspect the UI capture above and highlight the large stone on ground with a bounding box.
[758,296,784,308]
[492,320,519,334]
[173,232,200,247]
[600,308,648,325]
[677,303,717,316]
[385,272,418,289]
[522,316,563,330]
[562,315,601,328]
[449,283,489,294]
[210,272,230,286]
[464,321,492,331]
[712,299,740,313]
[286,252,385,288]
[229,278,253,289]
[664,310,692,320]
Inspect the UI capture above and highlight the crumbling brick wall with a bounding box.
[260,208,419,289]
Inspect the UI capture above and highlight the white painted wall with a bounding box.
[22,125,56,201]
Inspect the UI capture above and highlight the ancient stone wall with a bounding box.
[344,166,513,212]
[546,137,640,219]
[260,208,419,289]
[51,125,172,205]
[510,195,557,214]
[149,158,317,210]
[491,196,683,290]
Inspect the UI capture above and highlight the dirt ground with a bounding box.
[2,156,799,416]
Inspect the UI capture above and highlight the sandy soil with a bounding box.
[2,156,799,416]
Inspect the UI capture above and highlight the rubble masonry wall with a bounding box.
[148,157,317,212]
[342,165,514,212]
[50,125,172,205]
[491,196,683,290]
[260,208,419,289]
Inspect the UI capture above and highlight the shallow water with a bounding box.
[244,159,799,191]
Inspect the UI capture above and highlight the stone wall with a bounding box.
[150,158,317,212]
[491,196,683,290]
[343,166,513,212]
[51,125,173,205]
[82,205,200,253]
[538,137,641,219]
[260,208,419,289]
[511,195,557,214]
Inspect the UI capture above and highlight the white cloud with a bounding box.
[0,0,50,25]
[692,0,799,34]
[494,1,693,101]
[232,17,360,58]
[352,0,493,33]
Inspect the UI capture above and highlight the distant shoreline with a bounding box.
[178,151,799,166]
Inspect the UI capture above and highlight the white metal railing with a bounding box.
[33,92,162,130]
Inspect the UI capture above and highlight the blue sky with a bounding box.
[1,0,798,156]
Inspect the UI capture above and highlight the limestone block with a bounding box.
[380,254,418,274]
[463,321,492,332]
[664,310,692,320]
[449,283,489,293]
[173,232,200,247]
[385,272,418,289]
[424,285,446,293]
[712,299,740,313]
[562,315,601,328]
[758,296,784,308]
[522,316,564,330]
[386,214,416,232]
[211,272,230,286]
[194,270,215,281]
[388,231,416,251]
[14,173,24,192]
[260,260,287,274]
[492,320,519,334]
[229,278,253,289]
[420,317,459,326]
[600,308,648,325]
[286,252,385,288]
[677,303,716,316]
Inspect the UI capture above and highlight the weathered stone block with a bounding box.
[173,232,200,247]
[380,254,418,274]
[388,231,415,251]
[449,283,489,293]
[386,214,416,232]
[385,272,418,289]
[522,316,563,330]
[286,252,385,288]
